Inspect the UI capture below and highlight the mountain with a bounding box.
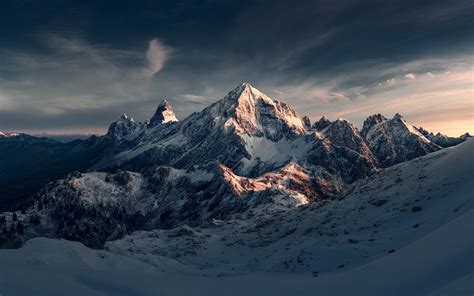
[0,83,470,250]
[0,131,20,138]
[0,82,472,294]
[312,116,331,131]
[0,132,58,143]
[360,113,441,167]
[101,83,308,174]
[320,118,377,165]
[98,84,377,181]
[416,126,470,148]
[149,99,178,127]
[105,113,146,144]
[103,138,474,294]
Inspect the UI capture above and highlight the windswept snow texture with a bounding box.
[1,139,473,296]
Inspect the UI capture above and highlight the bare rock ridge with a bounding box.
[416,126,470,147]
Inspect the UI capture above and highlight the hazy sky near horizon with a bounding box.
[0,0,472,136]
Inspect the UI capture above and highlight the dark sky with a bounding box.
[0,0,472,135]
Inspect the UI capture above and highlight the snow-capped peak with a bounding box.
[0,131,20,138]
[149,99,178,127]
[393,112,403,119]
[232,82,275,105]
[360,113,387,137]
[361,113,440,167]
[208,83,306,141]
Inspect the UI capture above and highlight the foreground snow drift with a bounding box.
[0,139,473,295]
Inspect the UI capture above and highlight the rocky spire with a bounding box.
[149,99,178,127]
[302,116,311,130]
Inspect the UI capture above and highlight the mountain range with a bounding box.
[0,83,469,248]
[0,83,472,295]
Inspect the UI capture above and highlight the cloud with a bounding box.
[143,38,171,78]
[0,35,176,133]
[379,78,397,86]
[329,92,350,101]
[0,91,14,110]
[405,73,416,80]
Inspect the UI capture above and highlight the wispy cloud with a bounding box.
[143,38,171,78]
[329,91,350,102]
[404,73,416,80]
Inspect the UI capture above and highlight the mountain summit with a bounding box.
[149,99,178,127]
[205,83,306,141]
[361,113,440,166]
[106,113,144,143]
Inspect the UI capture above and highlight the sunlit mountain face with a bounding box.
[0,1,473,295]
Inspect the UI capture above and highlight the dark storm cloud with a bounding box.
[0,0,472,134]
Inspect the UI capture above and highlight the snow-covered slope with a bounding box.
[106,138,474,274]
[1,139,472,296]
